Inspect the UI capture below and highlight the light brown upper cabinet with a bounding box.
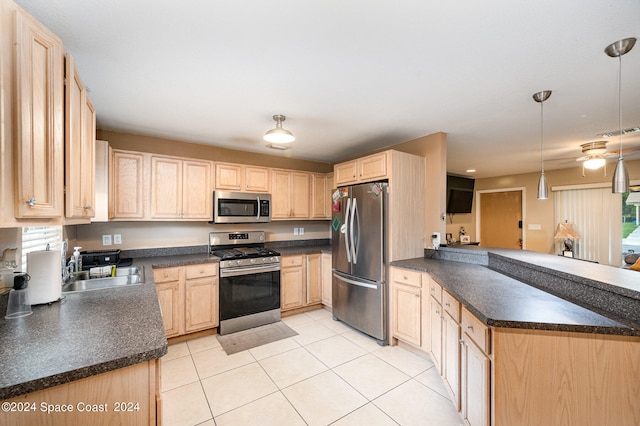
[109,149,145,219]
[64,54,95,219]
[14,8,64,218]
[271,169,310,219]
[150,155,213,220]
[215,162,270,193]
[334,151,388,187]
[311,173,333,219]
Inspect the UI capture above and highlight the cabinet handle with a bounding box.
[26,198,36,206]
[467,325,474,332]
[445,302,450,307]
[403,276,408,280]
[83,205,92,210]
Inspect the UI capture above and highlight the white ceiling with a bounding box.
[14,0,640,178]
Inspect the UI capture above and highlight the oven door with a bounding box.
[219,264,281,323]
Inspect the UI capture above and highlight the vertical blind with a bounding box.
[20,226,63,272]
[554,187,621,265]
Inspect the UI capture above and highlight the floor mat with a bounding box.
[216,321,298,355]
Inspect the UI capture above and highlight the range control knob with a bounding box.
[250,258,256,264]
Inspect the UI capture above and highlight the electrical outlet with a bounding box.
[293,228,299,236]
[113,234,122,244]
[102,234,112,246]
[299,227,304,235]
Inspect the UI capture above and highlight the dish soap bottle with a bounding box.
[73,247,82,273]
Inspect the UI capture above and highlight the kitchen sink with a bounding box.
[62,266,145,293]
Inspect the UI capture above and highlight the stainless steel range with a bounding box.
[209,231,281,335]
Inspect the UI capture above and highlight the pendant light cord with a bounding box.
[618,55,623,160]
[540,101,545,172]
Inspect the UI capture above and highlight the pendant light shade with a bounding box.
[605,37,635,194]
[263,114,295,144]
[533,90,552,200]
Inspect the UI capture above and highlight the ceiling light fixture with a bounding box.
[263,114,295,144]
[605,37,636,194]
[533,90,552,200]
[583,155,606,170]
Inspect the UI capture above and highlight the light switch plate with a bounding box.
[102,234,112,246]
[528,224,542,231]
[293,228,299,236]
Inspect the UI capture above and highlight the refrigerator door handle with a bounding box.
[333,272,378,289]
[344,197,352,263]
[351,198,359,264]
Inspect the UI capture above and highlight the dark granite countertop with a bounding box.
[0,269,168,400]
[391,255,639,336]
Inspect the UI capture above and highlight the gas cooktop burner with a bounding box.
[213,247,280,260]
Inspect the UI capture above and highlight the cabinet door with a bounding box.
[182,159,212,219]
[281,257,305,311]
[392,282,422,346]
[15,11,64,218]
[321,253,332,307]
[64,54,85,218]
[156,281,182,338]
[215,163,243,191]
[150,156,182,219]
[359,152,388,182]
[81,95,96,217]
[443,311,461,410]
[291,172,310,218]
[334,161,358,186]
[311,174,329,219]
[430,297,443,374]
[306,254,322,305]
[185,277,218,332]
[245,166,270,192]
[271,170,292,219]
[462,337,490,426]
[110,150,145,219]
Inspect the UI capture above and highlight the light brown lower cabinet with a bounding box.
[154,263,218,338]
[390,267,422,347]
[281,254,324,312]
[0,360,159,426]
[461,307,490,426]
[321,253,332,307]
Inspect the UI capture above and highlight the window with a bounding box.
[554,187,622,265]
[623,189,640,257]
[21,226,63,271]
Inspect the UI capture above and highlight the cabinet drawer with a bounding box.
[185,263,218,279]
[462,307,491,354]
[282,255,304,268]
[392,268,422,288]
[442,290,460,323]
[153,267,181,283]
[428,277,442,303]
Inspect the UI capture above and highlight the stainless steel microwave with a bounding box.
[212,191,271,223]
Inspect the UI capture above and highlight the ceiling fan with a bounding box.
[576,141,612,171]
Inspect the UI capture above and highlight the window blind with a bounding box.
[21,226,63,271]
[554,188,622,266]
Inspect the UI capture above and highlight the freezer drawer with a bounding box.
[332,271,387,344]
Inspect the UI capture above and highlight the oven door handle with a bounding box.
[220,263,281,277]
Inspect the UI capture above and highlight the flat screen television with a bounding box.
[446,175,475,214]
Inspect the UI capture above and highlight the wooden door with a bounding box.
[110,150,145,219]
[430,297,443,373]
[392,282,422,346]
[182,159,212,219]
[271,170,292,219]
[291,172,310,218]
[306,254,322,305]
[81,95,96,217]
[185,277,217,332]
[215,162,242,190]
[156,281,182,337]
[150,156,182,219]
[15,11,64,218]
[321,253,332,307]
[64,54,85,218]
[245,166,270,192]
[479,190,523,249]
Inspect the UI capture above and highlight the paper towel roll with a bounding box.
[27,250,62,304]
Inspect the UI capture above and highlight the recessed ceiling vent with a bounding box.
[598,126,640,138]
[266,143,289,151]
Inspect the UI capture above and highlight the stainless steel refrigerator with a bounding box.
[331,182,388,344]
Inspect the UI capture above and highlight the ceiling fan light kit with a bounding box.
[263,114,295,144]
[605,37,635,194]
[533,90,552,200]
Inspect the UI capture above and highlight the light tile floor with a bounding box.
[161,308,464,426]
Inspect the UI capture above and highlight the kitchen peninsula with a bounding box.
[390,246,640,426]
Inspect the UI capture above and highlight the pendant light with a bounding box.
[533,90,552,200]
[605,37,636,194]
[263,114,295,144]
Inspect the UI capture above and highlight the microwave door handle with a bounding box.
[256,196,260,221]
[344,198,352,263]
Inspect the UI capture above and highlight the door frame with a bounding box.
[475,187,527,250]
